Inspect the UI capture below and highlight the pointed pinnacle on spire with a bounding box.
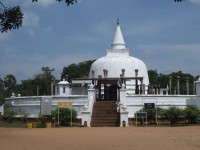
[111,19,126,50]
[117,18,120,25]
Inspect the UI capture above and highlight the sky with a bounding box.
[1,0,200,83]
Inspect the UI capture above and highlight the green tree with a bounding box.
[184,106,200,124]
[14,79,36,96]
[34,66,55,95]
[148,70,159,86]
[0,77,5,105]
[3,74,17,97]
[62,60,95,82]
[0,2,23,33]
[4,67,56,97]
[148,70,168,88]
[51,108,77,126]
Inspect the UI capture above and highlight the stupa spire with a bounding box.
[111,19,126,50]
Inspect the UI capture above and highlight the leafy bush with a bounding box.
[4,109,18,123]
[51,108,77,126]
[20,112,30,123]
[137,107,166,124]
[184,106,200,124]
[163,106,184,124]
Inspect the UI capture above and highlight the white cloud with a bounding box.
[140,44,200,56]
[34,0,56,7]
[0,32,12,40]
[23,12,40,27]
[43,27,52,33]
[138,43,200,75]
[27,29,36,36]
[189,0,200,4]
[0,52,96,82]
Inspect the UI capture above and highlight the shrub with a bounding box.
[4,109,18,123]
[137,107,166,124]
[51,108,77,126]
[20,112,30,123]
[164,106,184,124]
[184,106,200,124]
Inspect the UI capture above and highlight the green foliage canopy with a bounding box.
[62,60,95,82]
[0,2,23,33]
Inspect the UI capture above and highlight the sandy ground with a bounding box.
[0,126,200,150]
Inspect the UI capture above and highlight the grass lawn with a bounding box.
[0,120,26,128]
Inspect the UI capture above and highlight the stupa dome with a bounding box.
[89,22,149,89]
[58,79,69,85]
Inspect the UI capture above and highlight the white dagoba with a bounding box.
[89,21,149,93]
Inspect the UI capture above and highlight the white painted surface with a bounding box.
[55,79,71,96]
[89,22,149,92]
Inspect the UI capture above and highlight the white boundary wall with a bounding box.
[4,95,88,118]
[3,94,198,119]
[125,95,197,118]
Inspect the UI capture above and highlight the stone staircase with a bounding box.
[91,101,120,127]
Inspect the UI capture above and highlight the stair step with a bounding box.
[91,124,118,127]
[91,101,119,127]
[92,119,119,122]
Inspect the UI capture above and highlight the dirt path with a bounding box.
[0,126,200,150]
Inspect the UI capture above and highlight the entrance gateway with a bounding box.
[73,77,144,127]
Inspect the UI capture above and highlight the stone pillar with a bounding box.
[37,85,39,96]
[147,85,150,94]
[193,80,196,95]
[103,69,108,78]
[169,76,172,94]
[158,85,160,95]
[186,77,189,95]
[177,76,180,95]
[166,85,169,95]
[121,69,125,77]
[143,84,145,94]
[98,75,102,100]
[154,85,157,95]
[120,85,126,104]
[65,75,68,81]
[135,69,139,94]
[92,70,95,85]
[151,85,154,94]
[119,87,128,127]
[81,84,95,127]
[174,87,177,95]
[140,79,143,94]
[121,69,126,87]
